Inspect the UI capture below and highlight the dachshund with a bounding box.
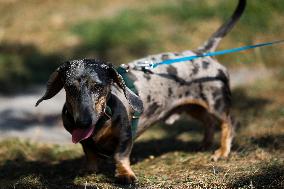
[36,0,246,184]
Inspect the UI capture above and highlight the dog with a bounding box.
[36,0,246,184]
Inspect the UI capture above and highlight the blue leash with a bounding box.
[138,40,284,69]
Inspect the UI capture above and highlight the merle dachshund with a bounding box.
[36,0,246,184]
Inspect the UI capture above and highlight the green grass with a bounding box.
[0,73,284,188]
[0,43,61,93]
[0,0,283,92]
[151,0,284,31]
[148,0,284,66]
[69,0,284,67]
[71,10,160,64]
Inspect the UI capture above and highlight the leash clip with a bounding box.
[120,64,130,72]
[134,59,155,71]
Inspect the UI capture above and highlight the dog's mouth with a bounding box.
[71,125,95,143]
[71,111,107,143]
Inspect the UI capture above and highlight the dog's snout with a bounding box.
[75,108,92,128]
[76,117,92,128]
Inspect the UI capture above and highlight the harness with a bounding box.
[96,65,141,137]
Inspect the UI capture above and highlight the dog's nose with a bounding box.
[76,117,92,128]
[75,107,93,128]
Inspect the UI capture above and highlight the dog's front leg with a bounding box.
[81,139,100,172]
[114,124,136,184]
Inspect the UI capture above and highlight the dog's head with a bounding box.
[36,59,143,143]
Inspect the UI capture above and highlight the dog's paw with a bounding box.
[116,173,137,185]
[211,148,229,162]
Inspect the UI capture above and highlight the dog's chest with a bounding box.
[92,122,119,154]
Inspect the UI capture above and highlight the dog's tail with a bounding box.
[197,0,246,53]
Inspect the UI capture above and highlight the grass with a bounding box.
[71,9,160,63]
[151,0,284,31]
[0,43,61,93]
[0,0,283,187]
[0,72,284,188]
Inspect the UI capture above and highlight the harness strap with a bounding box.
[94,66,140,139]
[116,66,141,137]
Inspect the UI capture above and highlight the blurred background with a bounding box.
[0,0,283,92]
[0,0,283,188]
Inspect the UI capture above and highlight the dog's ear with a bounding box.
[35,63,67,107]
[109,67,143,113]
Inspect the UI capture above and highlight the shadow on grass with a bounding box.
[132,137,202,162]
[0,158,82,189]
[0,155,152,189]
[232,163,284,189]
[132,118,209,162]
[0,156,119,189]
[232,87,271,111]
[231,87,271,126]
[250,134,284,150]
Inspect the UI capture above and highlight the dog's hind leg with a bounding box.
[199,113,217,150]
[185,104,216,150]
[211,114,235,161]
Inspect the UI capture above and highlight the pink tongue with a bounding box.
[72,126,95,143]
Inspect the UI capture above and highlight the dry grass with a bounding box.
[0,73,283,188]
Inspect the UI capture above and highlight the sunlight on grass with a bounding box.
[0,71,283,188]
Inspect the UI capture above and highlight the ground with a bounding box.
[0,70,283,189]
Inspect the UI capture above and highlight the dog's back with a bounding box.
[128,50,229,135]
[126,0,246,137]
